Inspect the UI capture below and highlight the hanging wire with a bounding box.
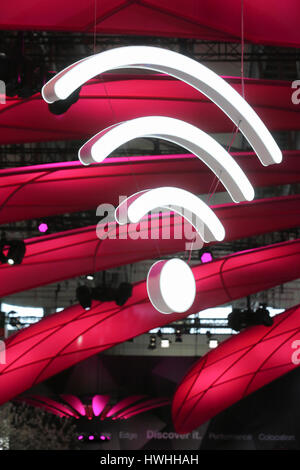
[90,0,163,274]
[93,0,97,54]
[187,0,245,265]
[241,0,245,99]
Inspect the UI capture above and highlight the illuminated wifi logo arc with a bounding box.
[42,46,282,315]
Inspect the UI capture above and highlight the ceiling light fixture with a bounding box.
[200,250,213,263]
[0,240,26,266]
[42,46,282,315]
[76,285,92,310]
[147,259,196,314]
[209,339,219,349]
[116,187,225,243]
[161,338,170,348]
[42,46,282,166]
[78,116,254,203]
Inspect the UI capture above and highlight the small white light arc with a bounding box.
[115,187,225,243]
[42,45,282,166]
[79,116,254,203]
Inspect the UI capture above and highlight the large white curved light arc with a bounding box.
[115,187,225,243]
[79,116,254,203]
[42,45,282,166]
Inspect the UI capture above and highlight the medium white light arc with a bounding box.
[41,45,282,166]
[79,116,254,203]
[115,187,225,243]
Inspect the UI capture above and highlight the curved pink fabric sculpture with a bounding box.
[1,196,300,298]
[16,395,79,419]
[1,238,300,405]
[60,394,86,416]
[0,75,297,144]
[118,398,170,420]
[0,1,299,48]
[92,395,110,417]
[16,394,169,420]
[0,152,299,224]
[106,395,147,419]
[172,303,300,433]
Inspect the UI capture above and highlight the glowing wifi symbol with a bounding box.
[42,46,282,314]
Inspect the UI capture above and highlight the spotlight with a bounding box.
[5,240,26,265]
[86,274,94,281]
[77,435,84,441]
[8,316,21,329]
[254,303,274,327]
[205,331,212,340]
[91,282,133,306]
[0,44,47,100]
[200,250,213,263]
[161,338,170,348]
[88,435,94,441]
[76,286,92,310]
[228,305,273,332]
[206,331,218,349]
[148,334,157,350]
[209,339,218,349]
[227,308,246,332]
[115,282,133,306]
[175,328,182,343]
[38,223,48,233]
[91,285,115,302]
[100,434,111,441]
[0,53,13,86]
[48,87,81,115]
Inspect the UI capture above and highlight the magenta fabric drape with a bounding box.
[0,153,299,224]
[172,303,300,433]
[0,1,299,48]
[1,76,297,144]
[0,238,300,405]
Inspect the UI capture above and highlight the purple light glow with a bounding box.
[92,394,110,417]
[77,435,84,441]
[88,435,94,441]
[201,252,213,263]
[100,436,106,441]
[38,223,48,233]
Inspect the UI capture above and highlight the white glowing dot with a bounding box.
[147,259,196,314]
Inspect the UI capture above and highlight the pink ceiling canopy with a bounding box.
[172,303,300,433]
[1,238,300,405]
[1,75,297,145]
[1,152,300,224]
[1,195,300,299]
[0,1,299,48]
